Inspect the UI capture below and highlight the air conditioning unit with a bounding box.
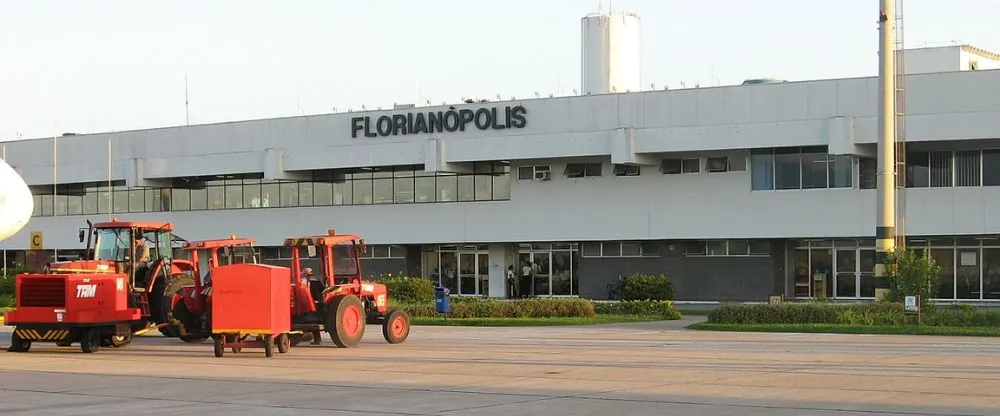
[534,170,551,181]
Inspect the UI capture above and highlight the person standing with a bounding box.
[521,261,533,298]
[506,265,517,298]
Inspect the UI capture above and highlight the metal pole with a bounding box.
[875,0,897,278]
[53,128,59,261]
[108,139,113,220]
[2,143,6,278]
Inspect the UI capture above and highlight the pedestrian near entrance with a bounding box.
[506,265,517,298]
[521,261,533,297]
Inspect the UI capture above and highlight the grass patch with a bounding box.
[687,322,1000,337]
[411,314,667,327]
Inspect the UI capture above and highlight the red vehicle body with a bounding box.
[167,236,258,343]
[286,229,410,347]
[5,219,196,353]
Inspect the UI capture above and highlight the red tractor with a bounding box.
[285,229,410,347]
[5,219,197,352]
[166,236,259,343]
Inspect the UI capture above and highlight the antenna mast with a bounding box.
[185,74,190,126]
[893,0,907,250]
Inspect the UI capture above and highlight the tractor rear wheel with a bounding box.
[8,332,31,352]
[382,309,410,344]
[80,329,101,353]
[107,333,132,348]
[326,294,365,348]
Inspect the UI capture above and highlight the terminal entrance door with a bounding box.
[458,252,489,296]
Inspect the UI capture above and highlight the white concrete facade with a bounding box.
[5,68,1000,252]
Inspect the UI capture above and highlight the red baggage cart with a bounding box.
[209,263,294,357]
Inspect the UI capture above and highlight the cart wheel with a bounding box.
[8,332,31,353]
[288,333,304,347]
[382,309,410,344]
[326,294,365,348]
[276,333,290,353]
[80,329,101,353]
[109,332,132,348]
[213,335,224,358]
[264,335,274,358]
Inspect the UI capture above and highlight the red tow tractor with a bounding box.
[285,229,410,347]
[5,219,197,353]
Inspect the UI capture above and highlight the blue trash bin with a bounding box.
[434,287,451,314]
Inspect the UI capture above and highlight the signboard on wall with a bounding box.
[350,105,527,138]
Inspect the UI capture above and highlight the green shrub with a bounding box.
[617,273,675,301]
[0,293,12,308]
[376,275,436,304]
[397,298,597,319]
[885,248,941,310]
[594,300,681,320]
[0,276,14,299]
[707,302,1000,328]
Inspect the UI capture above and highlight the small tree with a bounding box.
[885,248,940,309]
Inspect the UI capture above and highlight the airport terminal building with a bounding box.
[5,38,1000,303]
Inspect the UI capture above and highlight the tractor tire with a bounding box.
[80,329,101,353]
[326,294,365,348]
[276,333,290,354]
[151,280,179,337]
[381,309,410,344]
[106,333,132,348]
[8,332,31,352]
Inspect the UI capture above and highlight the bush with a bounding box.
[594,300,681,320]
[398,297,597,319]
[707,302,1000,328]
[617,273,675,301]
[0,293,12,308]
[375,275,436,304]
[0,275,13,299]
[885,248,941,309]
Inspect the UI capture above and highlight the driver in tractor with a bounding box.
[132,232,152,287]
[301,268,323,345]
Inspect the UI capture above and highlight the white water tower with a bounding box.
[580,11,641,95]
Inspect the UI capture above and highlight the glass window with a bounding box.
[474,175,492,201]
[314,181,333,206]
[190,188,208,210]
[983,248,1000,300]
[144,189,160,212]
[828,155,853,188]
[97,187,112,214]
[373,178,393,204]
[127,189,143,212]
[457,175,475,201]
[859,157,877,189]
[225,182,243,209]
[353,178,373,204]
[414,176,435,203]
[298,182,314,207]
[906,151,930,188]
[243,181,262,208]
[750,149,775,190]
[393,176,414,203]
[436,175,457,202]
[206,186,224,210]
[260,182,277,208]
[929,151,952,187]
[707,240,728,255]
[67,194,83,215]
[983,149,1000,187]
[681,158,700,173]
[279,182,298,207]
[774,148,801,190]
[621,242,641,256]
[800,151,828,189]
[333,180,351,205]
[601,242,620,257]
[728,239,750,255]
[931,248,955,299]
[113,188,129,213]
[171,189,190,211]
[749,240,770,255]
[581,242,601,257]
[54,195,68,216]
[83,187,99,214]
[955,150,981,187]
[493,173,510,200]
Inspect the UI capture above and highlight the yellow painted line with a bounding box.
[212,329,275,334]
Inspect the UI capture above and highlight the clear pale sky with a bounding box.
[2,0,998,141]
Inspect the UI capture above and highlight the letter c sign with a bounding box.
[30,231,43,250]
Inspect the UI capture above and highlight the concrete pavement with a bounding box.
[1,320,999,415]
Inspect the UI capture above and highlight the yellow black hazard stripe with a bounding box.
[283,237,322,247]
[14,329,70,341]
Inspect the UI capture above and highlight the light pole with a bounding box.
[874,0,897,279]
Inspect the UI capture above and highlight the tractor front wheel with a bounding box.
[80,329,101,353]
[108,333,132,348]
[326,294,365,348]
[381,309,410,344]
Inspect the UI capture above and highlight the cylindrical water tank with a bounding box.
[580,12,641,95]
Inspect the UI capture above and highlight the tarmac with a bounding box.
[1,316,999,415]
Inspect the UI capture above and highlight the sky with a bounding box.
[2,0,999,141]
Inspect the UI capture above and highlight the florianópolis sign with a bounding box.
[351,105,527,138]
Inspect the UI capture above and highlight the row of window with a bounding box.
[260,244,407,260]
[518,154,747,181]
[751,146,854,190]
[30,165,511,217]
[858,149,1000,189]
